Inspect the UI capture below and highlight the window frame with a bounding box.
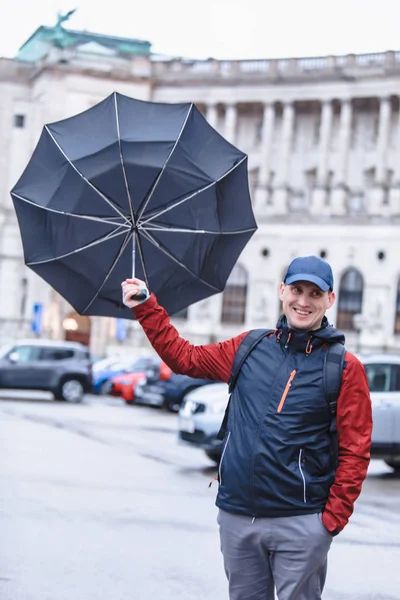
[221,264,248,325]
[336,268,364,331]
[394,279,400,334]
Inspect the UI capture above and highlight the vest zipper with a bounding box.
[277,370,296,413]
[218,431,231,486]
[298,448,307,502]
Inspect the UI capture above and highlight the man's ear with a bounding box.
[327,291,336,309]
[279,282,285,301]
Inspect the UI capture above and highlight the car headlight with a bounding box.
[180,399,195,416]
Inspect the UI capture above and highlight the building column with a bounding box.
[254,103,275,208]
[369,96,391,214]
[224,103,238,145]
[331,99,352,215]
[206,103,218,130]
[389,100,400,215]
[273,102,294,214]
[0,95,13,211]
[312,100,333,213]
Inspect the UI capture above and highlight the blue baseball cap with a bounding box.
[284,255,334,292]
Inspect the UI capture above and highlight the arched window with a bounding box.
[395,279,400,334]
[336,268,364,331]
[221,264,248,324]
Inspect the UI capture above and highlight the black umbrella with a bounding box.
[11,92,257,318]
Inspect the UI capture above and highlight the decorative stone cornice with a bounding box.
[151,51,400,84]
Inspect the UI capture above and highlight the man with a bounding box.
[121,255,372,600]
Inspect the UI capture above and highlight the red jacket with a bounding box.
[133,294,372,534]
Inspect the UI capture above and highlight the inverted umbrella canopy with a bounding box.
[11,92,257,318]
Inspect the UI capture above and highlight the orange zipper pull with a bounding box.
[277,370,296,413]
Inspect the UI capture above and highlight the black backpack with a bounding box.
[217,328,346,466]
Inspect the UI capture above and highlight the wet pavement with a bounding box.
[0,392,399,599]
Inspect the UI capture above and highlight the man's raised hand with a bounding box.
[121,278,149,308]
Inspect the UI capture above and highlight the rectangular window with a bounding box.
[221,284,247,324]
[395,285,400,334]
[39,348,75,361]
[7,346,40,362]
[14,114,25,128]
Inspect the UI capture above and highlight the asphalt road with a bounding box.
[0,391,399,600]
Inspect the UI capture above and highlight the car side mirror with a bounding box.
[8,352,19,363]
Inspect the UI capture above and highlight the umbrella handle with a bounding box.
[132,289,148,301]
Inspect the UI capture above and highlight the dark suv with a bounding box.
[134,371,214,412]
[0,339,93,402]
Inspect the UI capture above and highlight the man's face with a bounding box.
[279,280,336,331]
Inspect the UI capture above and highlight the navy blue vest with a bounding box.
[216,319,345,518]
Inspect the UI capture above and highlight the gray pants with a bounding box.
[218,509,333,600]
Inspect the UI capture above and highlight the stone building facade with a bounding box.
[1,25,400,356]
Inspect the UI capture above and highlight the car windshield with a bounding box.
[93,357,124,372]
[188,383,229,401]
[131,357,160,371]
[364,364,391,392]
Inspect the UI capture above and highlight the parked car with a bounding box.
[92,356,140,394]
[110,371,147,403]
[361,354,400,471]
[0,339,92,402]
[109,357,171,404]
[178,383,228,462]
[135,371,214,412]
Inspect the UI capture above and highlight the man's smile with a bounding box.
[293,308,312,316]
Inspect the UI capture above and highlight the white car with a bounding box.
[361,354,400,471]
[178,383,229,463]
[178,355,400,472]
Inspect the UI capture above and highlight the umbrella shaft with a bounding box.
[132,236,136,279]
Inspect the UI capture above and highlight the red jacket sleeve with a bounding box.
[132,294,247,382]
[322,352,372,535]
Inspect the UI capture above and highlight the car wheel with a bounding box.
[56,378,84,403]
[384,460,400,472]
[165,399,181,412]
[205,450,221,464]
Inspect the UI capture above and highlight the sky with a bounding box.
[0,0,399,61]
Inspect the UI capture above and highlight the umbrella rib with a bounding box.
[139,228,220,292]
[114,93,135,224]
[136,103,194,222]
[138,155,247,226]
[141,225,257,235]
[11,193,131,229]
[45,126,131,225]
[27,228,127,266]
[81,230,133,314]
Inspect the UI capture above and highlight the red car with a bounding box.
[110,359,172,404]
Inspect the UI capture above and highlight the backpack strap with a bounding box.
[217,329,274,441]
[323,342,346,467]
